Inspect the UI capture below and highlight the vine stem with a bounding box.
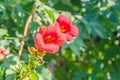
[18,2,36,58]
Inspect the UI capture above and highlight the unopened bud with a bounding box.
[28,47,37,54]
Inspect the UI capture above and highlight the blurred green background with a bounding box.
[0,0,120,80]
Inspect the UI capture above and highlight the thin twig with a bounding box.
[18,2,36,58]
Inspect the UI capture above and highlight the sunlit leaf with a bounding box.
[44,9,55,23]
[29,71,39,80]
[0,29,7,37]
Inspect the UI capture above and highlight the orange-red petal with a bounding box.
[70,26,79,37]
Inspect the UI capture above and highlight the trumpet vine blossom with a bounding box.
[34,24,66,54]
[56,14,79,41]
[0,47,7,61]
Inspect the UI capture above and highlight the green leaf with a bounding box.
[5,69,16,80]
[72,70,86,80]
[98,15,114,27]
[44,9,55,23]
[0,4,6,19]
[0,68,5,80]
[70,38,85,57]
[52,0,60,5]
[0,29,7,37]
[5,74,16,80]
[90,21,106,38]
[11,4,26,27]
[110,71,119,80]
[38,68,52,80]
[89,74,98,80]
[55,67,68,80]
[75,15,91,39]
[30,21,39,33]
[0,55,18,68]
[80,17,91,34]
[61,43,69,51]
[29,71,39,80]
[70,43,80,58]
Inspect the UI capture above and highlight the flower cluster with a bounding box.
[34,14,79,54]
[0,47,7,61]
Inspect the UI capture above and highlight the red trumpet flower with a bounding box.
[0,47,7,61]
[34,24,66,53]
[56,14,79,41]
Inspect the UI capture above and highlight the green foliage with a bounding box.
[0,29,7,37]
[39,68,52,80]
[0,0,120,80]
